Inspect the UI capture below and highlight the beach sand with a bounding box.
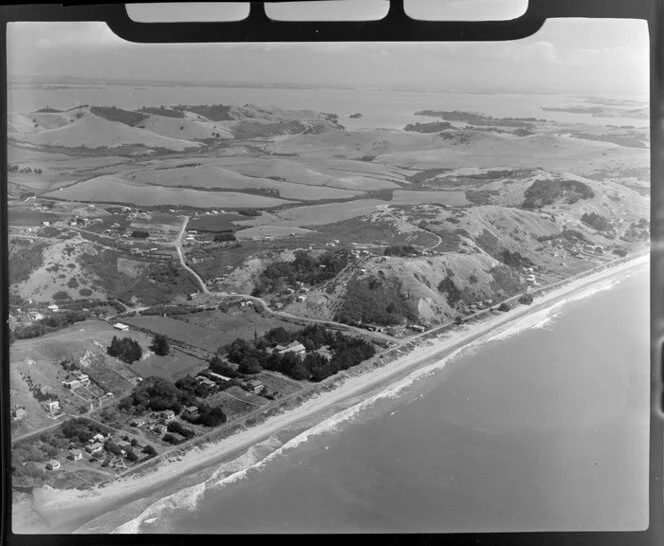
[12,253,649,534]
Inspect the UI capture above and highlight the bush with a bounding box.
[522,179,594,209]
[52,291,71,301]
[498,303,511,312]
[162,433,183,445]
[131,230,149,239]
[79,288,93,297]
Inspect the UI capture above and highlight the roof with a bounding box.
[47,459,59,466]
[70,448,82,455]
[247,379,264,386]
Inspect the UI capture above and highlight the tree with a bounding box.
[125,448,139,462]
[518,293,534,305]
[498,302,511,312]
[150,334,170,356]
[454,316,463,325]
[108,336,143,364]
[239,356,261,375]
[142,445,157,457]
[197,405,227,427]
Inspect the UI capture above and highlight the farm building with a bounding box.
[47,304,59,312]
[113,322,130,332]
[69,449,83,461]
[278,341,306,357]
[409,324,426,333]
[46,460,61,471]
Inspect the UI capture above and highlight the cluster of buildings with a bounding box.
[61,369,91,390]
[268,340,307,358]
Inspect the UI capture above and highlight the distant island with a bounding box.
[349,113,363,119]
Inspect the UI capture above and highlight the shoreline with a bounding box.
[13,252,649,534]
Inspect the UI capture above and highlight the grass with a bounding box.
[131,351,209,382]
[188,213,245,233]
[9,241,47,285]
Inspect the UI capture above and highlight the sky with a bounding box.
[6,16,649,95]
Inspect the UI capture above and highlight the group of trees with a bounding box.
[150,334,170,356]
[61,418,111,443]
[500,250,533,268]
[108,336,143,364]
[518,293,534,305]
[119,376,227,428]
[213,232,236,242]
[131,230,150,239]
[438,277,462,306]
[383,245,419,257]
[13,309,88,340]
[256,250,350,295]
[220,324,376,382]
[335,276,415,327]
[522,179,594,209]
[581,212,611,232]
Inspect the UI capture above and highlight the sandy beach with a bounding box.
[13,252,649,534]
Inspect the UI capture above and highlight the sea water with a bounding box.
[101,264,648,534]
[8,85,649,129]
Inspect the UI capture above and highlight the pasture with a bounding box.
[391,190,469,206]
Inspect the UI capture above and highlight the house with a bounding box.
[47,304,59,312]
[69,449,83,461]
[29,312,44,321]
[91,433,105,443]
[62,379,82,390]
[296,295,307,302]
[409,324,426,333]
[196,376,216,389]
[45,460,61,471]
[246,379,264,394]
[113,322,129,332]
[11,407,26,421]
[152,423,167,435]
[278,341,306,357]
[42,221,50,227]
[86,442,103,454]
[131,418,146,427]
[118,440,132,451]
[72,371,90,385]
[183,406,200,420]
[160,410,176,422]
[42,400,60,413]
[208,371,231,382]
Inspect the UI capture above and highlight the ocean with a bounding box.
[8,85,649,130]
[78,262,648,534]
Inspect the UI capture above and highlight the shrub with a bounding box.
[52,291,71,301]
[142,445,158,457]
[498,302,511,312]
[79,288,93,297]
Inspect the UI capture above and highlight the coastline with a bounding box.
[13,252,649,534]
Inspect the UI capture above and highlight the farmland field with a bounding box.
[391,190,468,206]
[188,213,246,232]
[176,308,301,347]
[273,199,388,226]
[44,175,299,209]
[128,164,365,201]
[131,350,209,382]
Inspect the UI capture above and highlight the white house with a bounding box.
[42,400,60,413]
[86,442,103,454]
[46,460,61,471]
[113,322,129,332]
[69,449,83,461]
[278,341,306,357]
[47,304,59,312]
